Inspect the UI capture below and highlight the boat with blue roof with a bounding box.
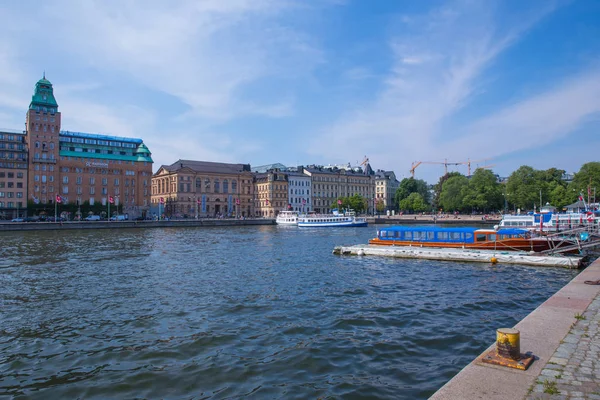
[369,226,579,254]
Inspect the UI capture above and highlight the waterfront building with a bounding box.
[254,170,289,217]
[24,75,153,219]
[152,160,254,218]
[287,172,311,213]
[56,131,153,218]
[375,170,400,213]
[0,129,28,219]
[301,163,375,214]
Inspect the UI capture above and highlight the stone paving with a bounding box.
[526,294,600,400]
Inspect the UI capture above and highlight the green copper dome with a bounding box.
[29,73,59,110]
[135,143,153,162]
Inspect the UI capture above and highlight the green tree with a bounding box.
[375,199,385,214]
[506,166,540,211]
[331,194,367,214]
[439,174,469,212]
[569,162,600,204]
[462,169,503,212]
[394,178,430,209]
[433,172,462,210]
[399,192,428,212]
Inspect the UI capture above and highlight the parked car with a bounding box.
[110,215,128,221]
[11,217,24,222]
[85,215,101,221]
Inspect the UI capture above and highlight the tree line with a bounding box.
[393,162,600,214]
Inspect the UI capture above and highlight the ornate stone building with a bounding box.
[254,170,289,217]
[152,160,254,218]
[301,164,375,214]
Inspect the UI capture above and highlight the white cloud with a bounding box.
[307,1,561,180]
[44,0,321,121]
[445,68,600,159]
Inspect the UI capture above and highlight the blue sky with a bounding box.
[0,0,599,183]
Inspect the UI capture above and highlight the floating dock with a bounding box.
[332,244,582,268]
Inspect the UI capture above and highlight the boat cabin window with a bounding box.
[488,234,496,241]
[414,231,426,240]
[476,234,487,242]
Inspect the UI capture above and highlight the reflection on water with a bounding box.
[0,226,579,399]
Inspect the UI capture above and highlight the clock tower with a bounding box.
[25,74,61,205]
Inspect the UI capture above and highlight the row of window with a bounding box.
[33,124,56,133]
[0,192,23,198]
[0,134,19,141]
[1,153,26,160]
[33,153,55,160]
[34,115,55,122]
[289,189,309,195]
[0,143,25,150]
[0,172,24,178]
[35,176,138,186]
[34,142,55,149]
[60,156,141,166]
[0,202,23,208]
[289,180,310,186]
[0,182,23,188]
[58,137,137,148]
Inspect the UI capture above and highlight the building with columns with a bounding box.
[22,75,153,219]
[151,160,254,218]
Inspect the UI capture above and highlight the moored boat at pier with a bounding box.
[499,212,599,232]
[369,226,580,254]
[275,210,299,226]
[298,209,367,228]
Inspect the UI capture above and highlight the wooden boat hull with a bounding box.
[367,238,580,254]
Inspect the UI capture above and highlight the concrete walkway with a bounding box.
[432,259,600,400]
[526,294,600,399]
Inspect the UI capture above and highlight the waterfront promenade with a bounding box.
[432,258,600,399]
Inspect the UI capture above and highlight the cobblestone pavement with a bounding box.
[526,295,600,400]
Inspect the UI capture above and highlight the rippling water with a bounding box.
[0,225,579,399]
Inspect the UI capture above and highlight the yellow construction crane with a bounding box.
[359,156,369,168]
[410,158,493,178]
[410,159,462,178]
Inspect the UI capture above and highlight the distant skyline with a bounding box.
[0,0,599,183]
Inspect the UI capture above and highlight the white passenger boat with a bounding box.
[499,212,599,232]
[298,209,368,228]
[276,210,299,226]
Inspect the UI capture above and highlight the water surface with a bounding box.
[0,225,579,399]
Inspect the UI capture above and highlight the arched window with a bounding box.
[232,180,237,192]
[35,141,40,148]
[223,179,229,194]
[214,179,220,193]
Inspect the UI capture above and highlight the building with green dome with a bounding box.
[16,74,155,219]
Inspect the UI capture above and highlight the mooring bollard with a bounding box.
[481,328,534,370]
[496,328,520,360]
